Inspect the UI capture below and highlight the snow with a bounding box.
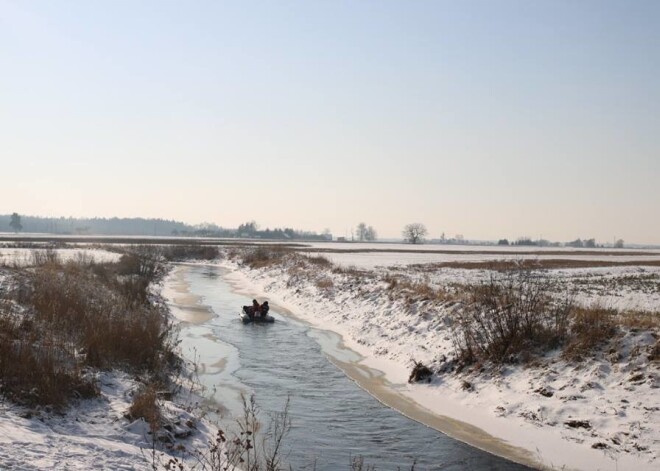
[299,242,660,269]
[304,241,660,254]
[0,261,217,470]
[218,251,660,471]
[2,245,657,470]
[0,248,121,267]
[0,371,215,470]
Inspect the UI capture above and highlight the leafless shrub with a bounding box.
[163,395,292,471]
[67,250,95,267]
[350,456,376,471]
[451,270,574,364]
[30,248,60,266]
[116,246,163,279]
[162,245,219,262]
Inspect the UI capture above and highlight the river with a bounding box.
[167,264,534,470]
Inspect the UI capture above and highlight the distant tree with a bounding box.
[566,238,584,248]
[584,238,596,248]
[497,239,509,246]
[355,223,377,242]
[356,222,368,242]
[238,221,258,237]
[614,239,624,249]
[402,223,427,244]
[9,213,22,232]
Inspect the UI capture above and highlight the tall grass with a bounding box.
[241,247,290,269]
[0,249,177,408]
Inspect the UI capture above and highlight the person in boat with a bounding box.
[260,301,269,318]
[252,299,261,319]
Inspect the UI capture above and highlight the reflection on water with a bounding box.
[176,265,532,471]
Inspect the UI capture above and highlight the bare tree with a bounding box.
[356,222,368,242]
[402,223,427,244]
[364,226,377,241]
[356,223,377,242]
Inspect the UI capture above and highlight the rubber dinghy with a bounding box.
[240,306,275,324]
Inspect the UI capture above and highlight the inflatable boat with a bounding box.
[240,305,275,324]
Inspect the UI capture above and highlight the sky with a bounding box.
[1,1,658,244]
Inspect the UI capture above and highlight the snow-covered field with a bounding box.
[221,248,660,471]
[304,241,660,254]
[300,242,660,269]
[0,248,121,267]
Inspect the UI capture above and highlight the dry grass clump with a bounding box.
[25,262,175,371]
[1,251,177,409]
[30,248,61,267]
[241,246,290,269]
[127,384,161,431]
[315,277,334,289]
[650,341,660,362]
[451,271,573,364]
[0,312,98,407]
[563,306,616,361]
[305,255,331,266]
[384,275,456,304]
[332,265,366,277]
[618,310,660,330]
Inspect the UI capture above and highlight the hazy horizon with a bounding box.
[2,1,659,244]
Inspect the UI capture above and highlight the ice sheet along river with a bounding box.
[173,265,532,470]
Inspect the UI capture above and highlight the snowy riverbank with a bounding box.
[218,254,659,471]
[0,370,215,470]
[0,262,216,470]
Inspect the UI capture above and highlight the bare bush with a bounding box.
[30,248,60,266]
[451,271,574,364]
[163,395,292,471]
[162,245,219,261]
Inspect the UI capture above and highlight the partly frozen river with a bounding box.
[170,264,532,470]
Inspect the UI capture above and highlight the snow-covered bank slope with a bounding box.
[0,372,213,470]
[221,254,659,471]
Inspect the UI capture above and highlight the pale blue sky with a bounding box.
[1,1,658,243]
